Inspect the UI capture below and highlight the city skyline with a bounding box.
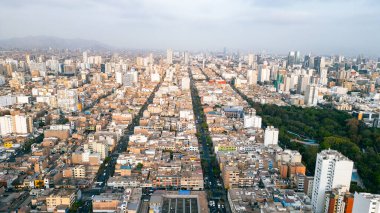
[0,0,379,55]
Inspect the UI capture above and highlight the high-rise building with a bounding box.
[167,49,173,64]
[57,89,79,113]
[320,68,328,85]
[258,65,270,83]
[303,54,311,68]
[264,126,279,146]
[324,187,354,213]
[181,77,190,90]
[149,53,154,65]
[248,54,255,68]
[12,114,33,134]
[297,74,310,94]
[0,115,13,136]
[184,51,189,65]
[305,84,319,106]
[295,51,301,64]
[353,192,380,213]
[304,176,314,198]
[115,71,123,84]
[0,114,33,136]
[122,70,138,87]
[287,51,296,67]
[83,51,88,63]
[243,110,262,129]
[247,70,258,85]
[91,141,109,160]
[311,149,353,213]
[314,56,325,73]
[270,65,279,81]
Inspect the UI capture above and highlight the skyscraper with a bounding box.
[0,114,33,136]
[247,70,258,85]
[295,51,301,64]
[264,126,279,146]
[184,51,189,65]
[303,54,310,68]
[287,51,296,67]
[314,56,325,73]
[304,84,319,106]
[353,192,380,213]
[12,114,33,134]
[320,68,328,85]
[167,49,173,65]
[258,65,270,83]
[243,109,262,129]
[149,53,154,65]
[311,150,353,213]
[123,70,138,87]
[297,74,310,94]
[248,53,255,68]
[83,51,88,63]
[0,115,13,136]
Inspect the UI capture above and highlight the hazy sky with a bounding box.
[0,0,379,55]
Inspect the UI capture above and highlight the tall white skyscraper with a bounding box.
[184,51,189,65]
[264,126,279,146]
[83,51,88,63]
[305,84,319,106]
[0,114,33,136]
[248,53,255,67]
[258,65,270,83]
[115,71,123,84]
[320,68,328,85]
[243,112,262,129]
[353,192,380,213]
[247,70,258,85]
[123,70,138,87]
[13,114,33,134]
[311,150,353,213]
[167,49,173,64]
[0,115,13,136]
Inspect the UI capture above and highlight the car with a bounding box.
[218,204,221,208]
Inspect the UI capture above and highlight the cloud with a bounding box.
[0,0,379,55]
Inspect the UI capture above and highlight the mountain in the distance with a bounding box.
[0,36,112,50]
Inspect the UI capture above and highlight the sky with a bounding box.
[0,0,379,55]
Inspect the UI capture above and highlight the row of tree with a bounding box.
[251,103,380,193]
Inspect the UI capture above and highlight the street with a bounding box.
[188,67,231,213]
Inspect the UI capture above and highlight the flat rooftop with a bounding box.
[162,197,198,213]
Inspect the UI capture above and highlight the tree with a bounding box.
[136,163,143,171]
[320,136,361,162]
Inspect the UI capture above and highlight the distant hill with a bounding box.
[0,36,111,50]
